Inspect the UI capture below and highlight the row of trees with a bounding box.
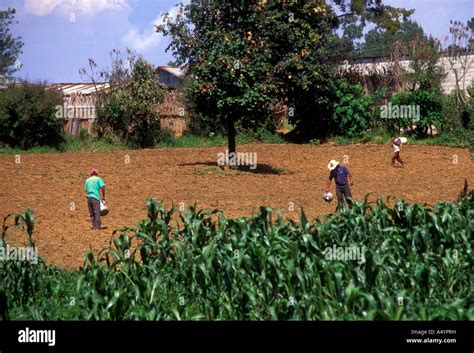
[156,0,414,152]
[0,7,169,148]
[0,2,472,150]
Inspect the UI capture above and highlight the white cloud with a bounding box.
[24,0,129,17]
[24,0,63,16]
[122,27,161,52]
[122,5,180,53]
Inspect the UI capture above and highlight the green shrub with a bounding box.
[93,55,165,148]
[241,127,286,143]
[0,84,64,148]
[156,128,176,146]
[124,115,161,148]
[79,128,90,141]
[329,79,373,138]
[389,89,443,137]
[95,97,131,139]
[187,111,227,136]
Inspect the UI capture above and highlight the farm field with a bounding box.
[0,143,472,268]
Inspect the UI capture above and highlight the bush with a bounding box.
[240,126,286,143]
[0,84,64,148]
[156,128,176,146]
[79,128,90,141]
[441,93,461,132]
[329,79,373,138]
[440,91,474,133]
[91,54,165,148]
[95,97,132,139]
[187,111,227,136]
[389,89,443,137]
[125,114,161,148]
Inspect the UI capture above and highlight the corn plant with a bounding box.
[1,196,472,320]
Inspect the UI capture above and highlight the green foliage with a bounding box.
[159,1,416,142]
[404,37,444,92]
[79,128,90,141]
[0,7,24,76]
[360,20,424,58]
[95,96,132,138]
[403,131,473,148]
[0,84,64,148]
[329,78,373,137]
[115,58,164,119]
[155,128,176,146]
[332,0,414,34]
[442,92,465,132]
[159,0,339,149]
[87,51,165,148]
[0,132,287,154]
[241,127,286,144]
[440,81,473,138]
[389,89,443,137]
[1,197,472,320]
[357,29,444,98]
[329,0,413,60]
[186,111,227,136]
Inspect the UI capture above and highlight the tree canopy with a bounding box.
[0,7,23,76]
[158,0,412,147]
[329,0,414,60]
[359,20,425,58]
[80,50,165,147]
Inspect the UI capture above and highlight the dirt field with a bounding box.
[1,143,472,268]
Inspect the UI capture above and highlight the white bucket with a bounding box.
[399,137,408,144]
[100,200,109,216]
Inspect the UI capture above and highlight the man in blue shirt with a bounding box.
[84,168,105,230]
[325,159,353,211]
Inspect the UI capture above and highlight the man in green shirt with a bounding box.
[84,168,105,230]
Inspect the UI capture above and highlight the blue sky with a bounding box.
[2,0,473,83]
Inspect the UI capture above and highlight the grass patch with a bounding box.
[156,132,283,149]
[0,132,270,155]
[330,128,473,148]
[0,128,470,155]
[0,135,127,155]
[0,145,58,155]
[64,133,127,152]
[193,166,225,176]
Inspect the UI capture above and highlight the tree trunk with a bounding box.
[227,118,236,155]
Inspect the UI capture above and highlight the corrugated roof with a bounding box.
[48,83,109,95]
[157,66,187,78]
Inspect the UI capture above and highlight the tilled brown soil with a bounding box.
[0,143,472,268]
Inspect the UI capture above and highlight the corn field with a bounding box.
[0,195,472,320]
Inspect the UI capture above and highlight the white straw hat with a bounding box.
[327,160,339,170]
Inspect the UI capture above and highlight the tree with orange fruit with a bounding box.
[157,0,412,148]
